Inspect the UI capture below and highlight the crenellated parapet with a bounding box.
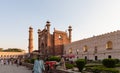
[64,29,120,60]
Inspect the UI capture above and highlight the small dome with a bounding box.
[46,21,51,26]
[37,29,41,33]
[46,21,50,24]
[38,29,41,31]
[68,25,72,28]
[29,26,33,29]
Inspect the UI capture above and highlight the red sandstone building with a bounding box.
[37,21,72,56]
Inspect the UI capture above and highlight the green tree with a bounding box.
[0,48,3,52]
[48,56,61,62]
[102,59,116,68]
[0,48,3,51]
[76,59,86,72]
[3,48,23,52]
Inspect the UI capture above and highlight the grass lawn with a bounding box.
[115,67,120,72]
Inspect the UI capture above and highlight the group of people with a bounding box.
[32,55,66,73]
[0,58,22,67]
[0,59,14,65]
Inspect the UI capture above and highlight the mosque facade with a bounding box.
[37,21,72,56]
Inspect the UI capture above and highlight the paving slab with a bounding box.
[0,64,32,73]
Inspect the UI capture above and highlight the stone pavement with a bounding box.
[0,64,32,73]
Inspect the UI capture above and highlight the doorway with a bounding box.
[95,56,98,61]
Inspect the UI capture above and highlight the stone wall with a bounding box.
[0,52,26,59]
[64,30,120,60]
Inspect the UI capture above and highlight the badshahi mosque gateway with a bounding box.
[28,21,120,60]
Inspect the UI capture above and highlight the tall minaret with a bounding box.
[28,26,34,53]
[68,26,72,43]
[38,29,41,53]
[46,21,51,33]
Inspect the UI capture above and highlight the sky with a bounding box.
[0,0,120,52]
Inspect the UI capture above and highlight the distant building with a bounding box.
[37,21,72,56]
[0,51,26,59]
[64,30,120,60]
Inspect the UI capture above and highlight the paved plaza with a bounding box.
[0,64,32,73]
[0,64,81,73]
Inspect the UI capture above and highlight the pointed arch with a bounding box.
[41,43,44,49]
[106,41,113,50]
[68,48,72,54]
[83,45,88,52]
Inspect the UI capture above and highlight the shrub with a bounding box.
[114,59,119,64]
[65,63,74,69]
[48,56,61,62]
[85,64,102,68]
[24,59,31,63]
[102,59,116,68]
[91,66,119,73]
[116,63,120,67]
[24,58,37,64]
[30,58,37,64]
[75,59,86,72]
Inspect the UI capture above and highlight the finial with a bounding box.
[46,21,50,24]
[46,21,51,26]
[38,29,41,32]
[29,26,33,29]
[68,25,72,28]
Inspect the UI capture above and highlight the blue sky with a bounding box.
[0,0,120,51]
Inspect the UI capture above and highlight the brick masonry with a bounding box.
[37,21,72,56]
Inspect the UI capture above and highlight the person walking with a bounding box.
[1,59,4,65]
[17,58,20,67]
[60,57,66,70]
[33,55,45,73]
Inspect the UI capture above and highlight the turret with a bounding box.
[68,26,72,43]
[38,29,41,52]
[46,21,51,33]
[28,26,34,53]
[37,29,41,36]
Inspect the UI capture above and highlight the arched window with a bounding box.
[76,49,79,54]
[69,48,72,54]
[83,45,88,52]
[94,46,97,53]
[58,35,62,39]
[106,41,112,50]
[41,43,44,54]
[41,43,44,49]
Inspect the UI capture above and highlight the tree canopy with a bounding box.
[1,48,24,52]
